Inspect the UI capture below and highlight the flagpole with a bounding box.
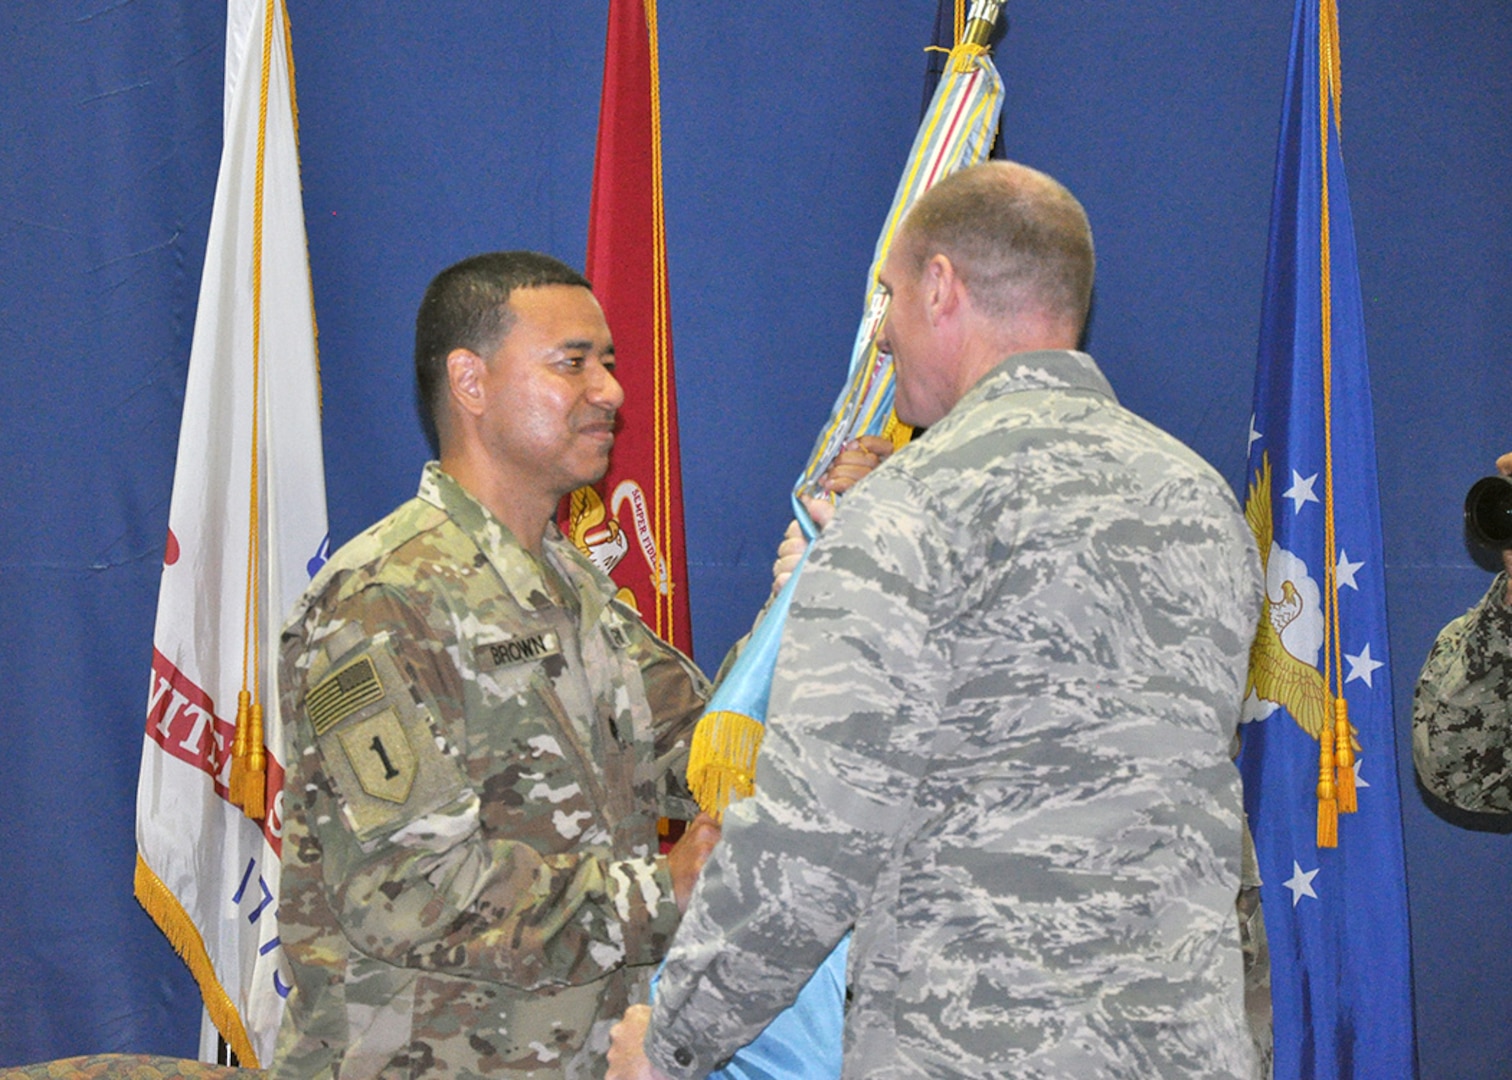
[961,0,1005,49]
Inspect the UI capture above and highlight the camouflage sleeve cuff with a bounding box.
[643,1014,716,1080]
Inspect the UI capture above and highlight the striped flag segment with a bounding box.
[681,6,1006,1077]
[791,30,1004,514]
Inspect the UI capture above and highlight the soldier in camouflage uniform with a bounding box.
[1412,451,1512,814]
[272,252,719,1080]
[608,162,1264,1080]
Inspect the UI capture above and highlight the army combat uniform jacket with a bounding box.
[1412,572,1512,813]
[647,351,1263,1079]
[271,464,708,1079]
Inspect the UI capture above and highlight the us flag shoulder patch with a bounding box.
[307,655,384,735]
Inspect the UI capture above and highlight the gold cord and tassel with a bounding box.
[1316,712,1338,849]
[1332,696,1356,813]
[226,0,280,826]
[1312,0,1360,847]
[923,0,998,77]
[229,691,252,808]
[228,691,267,818]
[242,701,266,817]
[950,41,989,72]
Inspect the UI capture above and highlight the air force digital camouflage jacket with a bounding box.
[646,350,1264,1079]
[271,464,708,1079]
[1412,572,1512,813]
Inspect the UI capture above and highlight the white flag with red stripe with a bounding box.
[134,0,326,1065]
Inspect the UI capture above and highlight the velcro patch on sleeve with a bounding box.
[475,630,561,670]
[308,644,473,846]
[307,655,385,736]
[336,707,416,804]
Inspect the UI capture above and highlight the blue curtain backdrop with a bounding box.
[1,4,1508,1078]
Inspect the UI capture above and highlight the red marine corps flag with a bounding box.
[134,0,328,1065]
[562,0,693,654]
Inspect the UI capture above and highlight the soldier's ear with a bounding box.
[447,349,487,418]
[921,253,961,325]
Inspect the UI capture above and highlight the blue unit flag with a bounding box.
[1236,1,1415,1076]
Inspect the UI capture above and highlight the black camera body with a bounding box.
[1464,475,1512,550]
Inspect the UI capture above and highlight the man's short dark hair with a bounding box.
[900,161,1095,332]
[414,251,591,451]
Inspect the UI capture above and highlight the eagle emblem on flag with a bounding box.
[1242,452,1328,740]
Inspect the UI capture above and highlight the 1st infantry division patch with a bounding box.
[336,707,417,804]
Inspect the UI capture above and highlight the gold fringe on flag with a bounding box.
[134,855,260,1067]
[686,709,766,822]
[879,414,914,453]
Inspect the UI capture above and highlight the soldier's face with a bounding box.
[476,285,623,502]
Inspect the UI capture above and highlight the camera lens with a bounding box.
[1464,476,1512,549]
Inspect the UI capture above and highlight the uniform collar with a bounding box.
[417,462,614,622]
[969,348,1117,404]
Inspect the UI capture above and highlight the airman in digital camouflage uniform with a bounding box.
[1412,451,1512,814]
[271,252,720,1080]
[609,161,1264,1080]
